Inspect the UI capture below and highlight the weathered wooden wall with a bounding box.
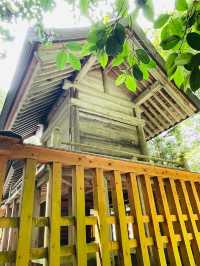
[42,69,146,158]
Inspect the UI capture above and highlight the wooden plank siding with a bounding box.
[0,141,200,265]
[43,69,143,159]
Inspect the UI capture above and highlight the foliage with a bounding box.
[148,112,200,172]
[56,0,200,93]
[153,0,200,92]
[1,0,200,93]
[0,0,55,44]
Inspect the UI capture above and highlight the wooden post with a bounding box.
[70,105,80,151]
[110,170,132,266]
[67,187,73,245]
[6,200,18,266]
[72,165,87,266]
[43,180,50,266]
[135,106,149,156]
[32,188,41,248]
[1,205,11,251]
[93,168,111,266]
[16,159,37,266]
[48,162,62,266]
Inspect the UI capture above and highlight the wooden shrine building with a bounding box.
[0,24,200,266]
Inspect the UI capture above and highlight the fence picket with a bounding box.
[16,159,36,266]
[73,165,87,266]
[110,170,132,266]
[49,162,62,266]
[93,168,111,266]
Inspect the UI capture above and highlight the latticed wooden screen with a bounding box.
[0,142,200,265]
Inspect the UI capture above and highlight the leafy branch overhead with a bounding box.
[154,0,200,91]
[56,0,200,93]
[1,0,200,92]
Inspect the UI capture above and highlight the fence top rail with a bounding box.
[0,136,200,180]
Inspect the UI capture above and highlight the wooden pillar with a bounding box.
[135,106,149,156]
[44,180,50,266]
[32,187,41,248]
[72,165,87,266]
[16,159,37,266]
[6,200,18,266]
[93,169,111,266]
[67,187,73,245]
[1,205,11,251]
[70,105,80,151]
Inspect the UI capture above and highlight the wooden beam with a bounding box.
[134,81,161,105]
[75,56,96,83]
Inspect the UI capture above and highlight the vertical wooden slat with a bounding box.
[180,180,200,264]
[190,182,200,215]
[157,177,182,266]
[73,165,87,266]
[144,175,167,266]
[16,159,37,266]
[49,162,62,266]
[0,156,7,205]
[169,179,196,265]
[127,173,151,266]
[93,168,111,266]
[110,170,132,266]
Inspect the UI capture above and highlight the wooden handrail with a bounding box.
[0,137,199,180]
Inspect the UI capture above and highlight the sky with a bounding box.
[0,0,174,94]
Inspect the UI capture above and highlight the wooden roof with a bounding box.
[0,26,199,140]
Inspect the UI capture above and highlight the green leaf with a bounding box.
[113,24,126,45]
[166,53,178,70]
[147,59,156,69]
[122,40,130,57]
[66,42,82,51]
[136,49,150,64]
[140,63,149,80]
[191,53,200,67]
[175,0,188,11]
[154,14,170,29]
[115,74,126,86]
[56,50,67,70]
[112,54,124,67]
[80,42,93,57]
[116,0,128,17]
[127,54,136,66]
[173,67,185,87]
[168,65,177,78]
[98,52,108,69]
[80,0,89,14]
[132,64,143,80]
[160,35,181,50]
[106,36,123,56]
[161,18,184,40]
[190,67,200,91]
[186,32,200,51]
[175,53,193,66]
[68,53,81,70]
[125,75,137,92]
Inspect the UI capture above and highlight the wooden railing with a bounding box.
[0,137,200,265]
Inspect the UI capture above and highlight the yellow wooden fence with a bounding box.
[0,137,200,265]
